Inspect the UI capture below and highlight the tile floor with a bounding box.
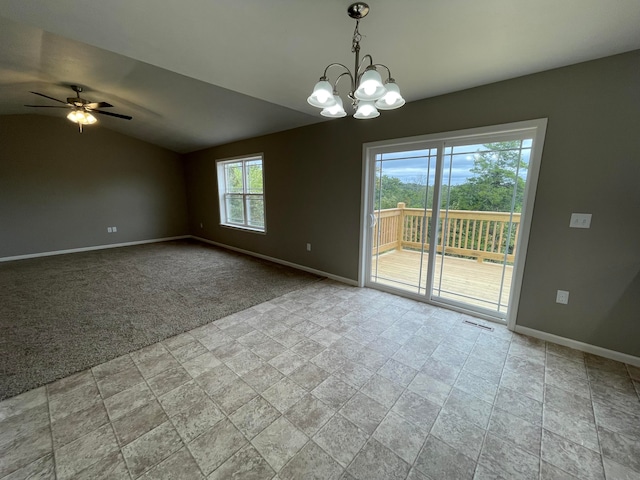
[1,280,639,479]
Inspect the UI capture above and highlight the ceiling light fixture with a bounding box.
[66,109,97,125]
[25,85,132,133]
[308,2,404,120]
[66,109,97,133]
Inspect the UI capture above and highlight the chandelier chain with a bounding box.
[352,20,363,53]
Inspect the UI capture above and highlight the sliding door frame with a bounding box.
[358,119,548,329]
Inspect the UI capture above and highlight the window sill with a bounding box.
[220,223,266,235]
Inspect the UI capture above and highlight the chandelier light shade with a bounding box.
[307,80,337,108]
[354,100,380,119]
[375,80,406,110]
[354,68,386,101]
[321,94,347,118]
[307,2,404,120]
[67,109,97,125]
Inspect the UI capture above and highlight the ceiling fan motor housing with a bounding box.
[68,98,88,107]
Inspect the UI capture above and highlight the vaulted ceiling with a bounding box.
[1,1,640,153]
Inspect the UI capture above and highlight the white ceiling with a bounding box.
[1,0,640,153]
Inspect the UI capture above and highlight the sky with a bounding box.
[377,142,532,186]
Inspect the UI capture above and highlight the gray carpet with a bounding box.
[0,239,323,400]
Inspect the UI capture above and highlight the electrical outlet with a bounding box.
[200,222,203,228]
[570,213,592,229]
[107,227,112,233]
[306,243,312,252]
[556,290,569,304]
[112,226,117,233]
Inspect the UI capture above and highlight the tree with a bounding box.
[375,141,528,213]
[447,141,528,212]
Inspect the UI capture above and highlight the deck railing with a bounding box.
[373,202,521,263]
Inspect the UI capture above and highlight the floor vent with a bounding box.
[462,319,494,331]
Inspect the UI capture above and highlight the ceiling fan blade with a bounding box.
[30,91,68,104]
[86,102,113,109]
[93,109,132,120]
[24,105,71,108]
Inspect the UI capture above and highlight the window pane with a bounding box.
[225,162,244,193]
[245,160,263,194]
[246,196,264,228]
[217,156,265,232]
[225,195,244,224]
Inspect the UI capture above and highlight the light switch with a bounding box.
[570,213,592,229]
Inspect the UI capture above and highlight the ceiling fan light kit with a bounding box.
[25,85,132,133]
[66,109,97,125]
[307,2,405,120]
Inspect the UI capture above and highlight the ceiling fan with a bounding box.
[25,85,133,133]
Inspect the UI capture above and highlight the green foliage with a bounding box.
[224,159,264,228]
[447,141,528,212]
[374,175,433,209]
[376,141,528,213]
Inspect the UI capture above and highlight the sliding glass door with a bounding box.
[370,146,438,294]
[432,138,531,314]
[362,121,546,323]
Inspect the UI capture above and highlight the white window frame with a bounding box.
[216,154,266,233]
[359,119,547,329]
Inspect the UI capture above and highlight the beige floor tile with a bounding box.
[251,417,308,471]
[392,390,440,431]
[51,401,109,448]
[311,376,357,410]
[262,378,306,413]
[188,419,247,476]
[339,392,387,434]
[140,447,203,479]
[121,421,183,478]
[96,366,145,399]
[414,435,475,480]
[313,414,368,468]
[430,409,485,461]
[112,399,167,446]
[0,453,55,480]
[347,439,410,480]
[373,411,427,464]
[284,394,334,436]
[54,423,119,480]
[209,444,274,480]
[541,429,605,480]
[279,441,343,480]
[241,363,285,393]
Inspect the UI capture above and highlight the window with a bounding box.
[216,155,265,232]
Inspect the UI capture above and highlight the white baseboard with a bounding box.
[514,325,640,368]
[191,236,358,286]
[0,236,191,263]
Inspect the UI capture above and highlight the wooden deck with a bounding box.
[370,249,513,312]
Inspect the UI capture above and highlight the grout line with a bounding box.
[44,383,58,479]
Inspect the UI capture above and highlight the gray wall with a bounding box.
[184,50,640,357]
[0,115,189,258]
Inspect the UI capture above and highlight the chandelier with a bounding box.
[307,2,405,119]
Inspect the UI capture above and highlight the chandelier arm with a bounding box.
[322,62,352,79]
[356,54,375,79]
[333,71,356,93]
[372,64,393,81]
